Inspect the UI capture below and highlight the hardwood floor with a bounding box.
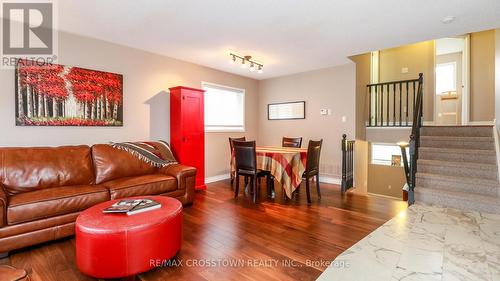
[0,180,407,281]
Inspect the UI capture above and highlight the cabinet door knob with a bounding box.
[182,137,186,142]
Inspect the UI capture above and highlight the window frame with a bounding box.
[370,142,409,167]
[201,81,246,133]
[435,61,457,95]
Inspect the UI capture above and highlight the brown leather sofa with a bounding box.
[0,144,196,254]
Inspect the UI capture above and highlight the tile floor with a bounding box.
[317,203,500,281]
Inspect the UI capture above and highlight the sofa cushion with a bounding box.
[102,174,177,199]
[7,185,109,225]
[92,144,157,184]
[0,146,95,195]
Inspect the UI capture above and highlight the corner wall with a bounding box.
[257,64,356,181]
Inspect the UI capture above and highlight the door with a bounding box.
[181,91,205,188]
[434,36,469,125]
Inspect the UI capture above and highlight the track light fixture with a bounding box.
[229,53,263,74]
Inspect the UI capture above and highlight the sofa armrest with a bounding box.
[160,164,196,204]
[0,185,7,227]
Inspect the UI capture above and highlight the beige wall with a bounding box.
[470,30,496,122]
[368,164,405,199]
[0,31,259,178]
[257,64,356,180]
[350,54,371,140]
[349,54,371,193]
[379,41,435,121]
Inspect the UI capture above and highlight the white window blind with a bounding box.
[202,82,245,132]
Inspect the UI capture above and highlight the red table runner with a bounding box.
[256,146,307,199]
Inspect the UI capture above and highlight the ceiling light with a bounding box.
[441,16,455,24]
[229,53,264,74]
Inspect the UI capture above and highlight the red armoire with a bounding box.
[169,86,206,190]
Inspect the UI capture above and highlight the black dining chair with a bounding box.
[302,139,323,204]
[233,140,270,203]
[282,137,303,148]
[229,137,246,186]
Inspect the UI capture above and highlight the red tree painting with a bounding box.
[15,59,123,126]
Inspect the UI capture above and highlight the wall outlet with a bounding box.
[401,67,409,74]
[388,185,392,189]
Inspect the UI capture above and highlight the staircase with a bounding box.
[415,126,500,214]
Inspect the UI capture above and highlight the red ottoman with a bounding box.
[75,196,182,279]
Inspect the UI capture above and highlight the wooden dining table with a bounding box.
[255,146,308,199]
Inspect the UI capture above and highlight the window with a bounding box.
[202,82,245,132]
[435,62,456,95]
[371,143,409,166]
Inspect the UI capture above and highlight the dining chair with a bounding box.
[229,137,246,186]
[282,136,303,148]
[302,139,323,204]
[233,140,270,203]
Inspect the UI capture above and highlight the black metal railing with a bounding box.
[341,134,355,193]
[367,75,421,127]
[406,73,424,205]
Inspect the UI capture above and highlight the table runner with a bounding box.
[256,146,307,199]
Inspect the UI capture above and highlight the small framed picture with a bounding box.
[391,155,402,166]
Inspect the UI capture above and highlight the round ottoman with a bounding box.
[75,196,182,279]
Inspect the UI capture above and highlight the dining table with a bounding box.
[256,146,308,199]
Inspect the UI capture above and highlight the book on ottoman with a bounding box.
[103,199,161,215]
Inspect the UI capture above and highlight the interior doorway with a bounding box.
[434,36,470,125]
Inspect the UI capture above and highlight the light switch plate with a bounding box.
[401,67,409,74]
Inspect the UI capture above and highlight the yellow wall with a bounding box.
[470,30,496,121]
[378,41,436,121]
[368,164,406,199]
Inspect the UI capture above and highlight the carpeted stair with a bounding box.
[414,126,500,214]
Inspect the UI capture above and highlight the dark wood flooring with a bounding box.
[0,180,406,281]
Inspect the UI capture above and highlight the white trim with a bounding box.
[205,174,231,183]
[462,34,471,125]
[205,173,342,185]
[319,176,342,185]
[367,192,402,200]
[492,120,500,183]
[466,121,495,125]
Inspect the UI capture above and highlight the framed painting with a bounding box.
[267,101,305,120]
[15,59,123,126]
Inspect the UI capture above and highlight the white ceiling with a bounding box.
[55,0,500,80]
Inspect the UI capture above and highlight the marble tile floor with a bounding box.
[317,203,500,281]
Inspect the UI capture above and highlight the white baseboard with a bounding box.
[319,176,342,185]
[367,192,402,200]
[205,174,341,185]
[466,121,494,126]
[205,174,230,183]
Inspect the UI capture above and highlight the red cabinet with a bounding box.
[169,86,206,190]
